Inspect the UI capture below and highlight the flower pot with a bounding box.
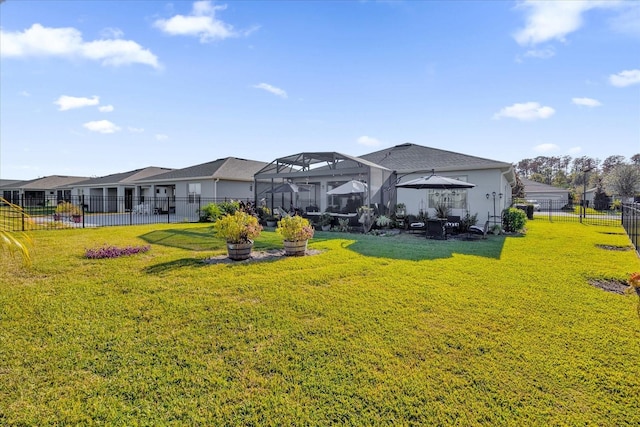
[321,224,331,231]
[266,220,277,227]
[283,240,307,256]
[226,241,253,260]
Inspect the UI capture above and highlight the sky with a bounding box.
[1,0,639,180]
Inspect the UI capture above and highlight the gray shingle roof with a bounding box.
[359,143,512,173]
[73,167,174,186]
[1,175,90,190]
[136,157,269,183]
[521,178,568,193]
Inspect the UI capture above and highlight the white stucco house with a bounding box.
[70,167,174,213]
[255,143,516,224]
[1,175,90,206]
[134,157,269,218]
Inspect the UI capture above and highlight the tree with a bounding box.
[603,164,640,201]
[512,174,525,198]
[601,155,626,174]
[631,154,640,166]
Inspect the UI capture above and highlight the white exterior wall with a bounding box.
[396,168,513,222]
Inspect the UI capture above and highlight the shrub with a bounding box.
[459,212,478,233]
[55,202,82,216]
[213,211,262,243]
[434,203,450,219]
[375,215,392,228]
[502,207,527,232]
[218,201,240,216]
[276,215,314,241]
[199,203,223,222]
[84,245,150,259]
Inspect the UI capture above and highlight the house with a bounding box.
[521,178,570,210]
[1,175,90,207]
[255,143,516,224]
[134,157,269,218]
[360,143,516,222]
[70,166,174,213]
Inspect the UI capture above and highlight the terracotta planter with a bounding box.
[226,241,253,260]
[283,240,307,256]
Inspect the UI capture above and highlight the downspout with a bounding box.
[214,178,219,202]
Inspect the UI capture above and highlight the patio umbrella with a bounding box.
[395,175,475,189]
[326,180,368,195]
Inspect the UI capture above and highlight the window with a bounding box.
[427,176,469,209]
[188,183,201,203]
[428,189,467,209]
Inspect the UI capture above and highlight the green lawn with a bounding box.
[1,221,639,425]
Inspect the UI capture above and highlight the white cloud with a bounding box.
[128,126,145,133]
[20,91,31,97]
[98,105,114,112]
[572,97,602,107]
[523,47,556,59]
[0,23,160,68]
[608,2,640,36]
[533,143,560,153]
[100,27,124,39]
[568,146,583,155]
[357,136,382,147]
[55,95,99,111]
[83,120,121,134]
[609,69,640,87]
[513,0,619,46]
[155,134,169,141]
[154,1,256,43]
[492,102,555,121]
[253,83,287,98]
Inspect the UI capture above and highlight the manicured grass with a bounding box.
[1,221,639,425]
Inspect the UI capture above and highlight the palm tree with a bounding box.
[1,198,32,266]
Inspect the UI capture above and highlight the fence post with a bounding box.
[21,194,25,232]
[81,195,85,228]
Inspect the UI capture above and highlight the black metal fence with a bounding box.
[1,195,251,232]
[528,199,622,227]
[622,203,639,254]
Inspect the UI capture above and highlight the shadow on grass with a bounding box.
[139,227,221,251]
[339,232,508,260]
[143,258,209,275]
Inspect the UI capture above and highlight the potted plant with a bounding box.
[276,215,314,256]
[375,215,392,229]
[213,211,263,260]
[434,203,450,220]
[319,212,332,231]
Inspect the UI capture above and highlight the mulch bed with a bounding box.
[204,249,324,265]
[588,278,629,295]
[596,244,633,251]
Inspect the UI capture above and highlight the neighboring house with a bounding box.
[1,175,90,206]
[360,143,516,222]
[134,157,269,218]
[255,143,516,223]
[521,178,570,210]
[70,166,174,213]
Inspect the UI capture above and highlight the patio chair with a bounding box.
[468,220,490,239]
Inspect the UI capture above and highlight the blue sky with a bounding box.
[1,0,639,180]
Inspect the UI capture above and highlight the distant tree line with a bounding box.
[514,154,640,203]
